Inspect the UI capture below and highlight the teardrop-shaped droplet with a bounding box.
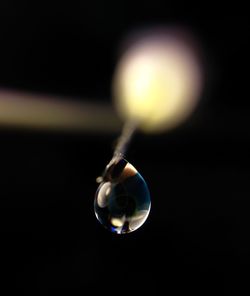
[94,158,151,234]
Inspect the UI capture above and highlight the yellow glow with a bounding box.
[113,30,202,132]
[0,89,119,132]
[111,216,125,227]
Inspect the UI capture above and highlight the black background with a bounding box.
[0,1,250,295]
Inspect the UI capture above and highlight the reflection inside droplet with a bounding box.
[94,158,151,234]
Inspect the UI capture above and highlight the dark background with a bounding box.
[0,1,250,295]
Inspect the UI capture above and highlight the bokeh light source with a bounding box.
[0,89,119,132]
[113,28,203,132]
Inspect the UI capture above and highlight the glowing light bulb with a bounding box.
[113,29,203,132]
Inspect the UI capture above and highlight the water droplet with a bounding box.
[94,158,151,234]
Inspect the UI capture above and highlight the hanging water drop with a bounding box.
[94,157,151,234]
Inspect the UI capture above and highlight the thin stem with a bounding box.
[112,120,137,160]
[96,120,138,183]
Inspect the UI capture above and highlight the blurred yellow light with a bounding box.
[0,89,119,132]
[111,217,125,227]
[113,30,203,132]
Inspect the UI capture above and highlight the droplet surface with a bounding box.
[94,158,151,234]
